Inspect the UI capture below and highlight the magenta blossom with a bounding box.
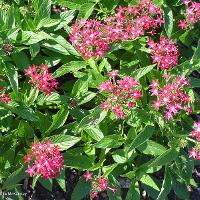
[99,71,142,119]
[150,75,192,120]
[25,140,64,179]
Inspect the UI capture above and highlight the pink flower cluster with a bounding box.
[83,171,117,199]
[70,0,163,59]
[150,75,192,120]
[189,122,200,160]
[99,70,142,119]
[24,140,64,179]
[24,64,59,95]
[0,87,10,104]
[148,36,179,70]
[191,121,200,141]
[178,1,200,29]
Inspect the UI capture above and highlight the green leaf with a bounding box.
[53,61,87,78]
[19,31,50,45]
[47,134,81,151]
[38,178,52,191]
[85,126,104,141]
[6,5,15,30]
[112,149,135,164]
[5,63,18,94]
[78,92,96,105]
[46,107,69,134]
[101,0,119,10]
[141,175,160,199]
[190,77,200,88]
[34,111,51,133]
[71,177,91,200]
[33,0,51,26]
[26,88,39,106]
[10,102,39,122]
[102,163,118,177]
[95,135,124,148]
[131,64,156,80]
[128,126,155,152]
[49,34,80,56]
[163,5,173,38]
[126,181,140,200]
[78,3,95,19]
[30,43,40,59]
[36,18,60,30]
[156,168,172,200]
[2,166,28,190]
[78,107,107,130]
[56,170,66,192]
[71,75,89,97]
[12,51,30,70]
[171,172,189,200]
[17,120,34,139]
[192,39,200,61]
[64,151,93,170]
[148,148,179,168]
[137,140,167,156]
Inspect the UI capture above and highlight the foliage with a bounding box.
[0,0,199,199]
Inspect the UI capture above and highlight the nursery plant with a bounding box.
[0,0,200,199]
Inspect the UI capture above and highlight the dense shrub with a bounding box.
[0,0,200,199]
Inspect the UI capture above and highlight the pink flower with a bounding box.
[148,36,179,70]
[25,140,64,179]
[26,166,36,177]
[24,65,58,95]
[128,102,135,109]
[1,93,11,104]
[70,1,163,59]
[101,102,110,111]
[108,70,119,78]
[91,191,98,198]
[99,73,142,119]
[179,1,200,28]
[178,20,188,29]
[150,76,191,119]
[84,173,117,198]
[190,121,200,141]
[83,171,93,181]
[189,148,197,159]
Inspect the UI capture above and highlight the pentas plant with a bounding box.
[24,64,59,95]
[99,70,142,119]
[178,0,200,29]
[189,122,200,160]
[0,87,10,104]
[70,20,110,59]
[148,36,179,70]
[24,140,64,179]
[83,171,117,199]
[150,75,192,120]
[104,0,163,41]
[70,0,163,59]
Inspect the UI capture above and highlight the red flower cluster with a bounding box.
[150,75,192,120]
[191,121,200,141]
[24,64,59,95]
[148,36,179,70]
[189,122,200,160]
[83,171,117,199]
[0,87,10,104]
[70,20,110,59]
[178,0,200,29]
[25,140,64,179]
[70,0,163,59]
[99,70,142,119]
[188,148,200,160]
